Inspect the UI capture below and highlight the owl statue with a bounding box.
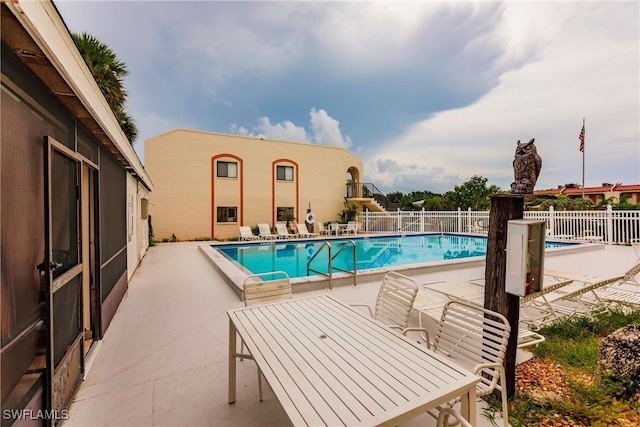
[510,138,542,194]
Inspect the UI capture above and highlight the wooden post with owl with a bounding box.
[485,140,543,399]
[511,138,542,194]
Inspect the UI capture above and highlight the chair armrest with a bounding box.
[348,303,373,318]
[472,362,505,375]
[402,327,431,349]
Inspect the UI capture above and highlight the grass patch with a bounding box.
[505,308,640,426]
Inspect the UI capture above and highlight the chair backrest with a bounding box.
[346,221,357,233]
[432,300,510,394]
[316,222,325,233]
[258,223,273,236]
[373,272,418,328]
[239,226,254,238]
[275,223,291,236]
[296,223,309,234]
[243,271,292,306]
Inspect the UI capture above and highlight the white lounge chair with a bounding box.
[315,222,328,235]
[295,222,318,237]
[238,226,259,241]
[275,223,297,239]
[257,223,278,240]
[519,262,640,328]
[543,262,640,317]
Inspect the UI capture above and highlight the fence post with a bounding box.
[548,206,555,236]
[468,207,473,233]
[421,208,425,233]
[606,205,613,245]
[457,207,462,233]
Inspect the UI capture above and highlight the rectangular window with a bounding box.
[217,161,238,178]
[217,207,237,223]
[277,207,294,221]
[277,165,294,181]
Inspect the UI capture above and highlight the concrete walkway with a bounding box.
[63,241,637,426]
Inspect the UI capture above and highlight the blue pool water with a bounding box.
[214,234,574,279]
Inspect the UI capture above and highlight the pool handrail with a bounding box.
[307,242,333,290]
[332,240,358,289]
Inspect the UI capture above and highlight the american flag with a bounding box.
[579,125,585,152]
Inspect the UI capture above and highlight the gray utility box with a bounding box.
[505,219,546,297]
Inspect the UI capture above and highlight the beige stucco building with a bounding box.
[145,129,364,240]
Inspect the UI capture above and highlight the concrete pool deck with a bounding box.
[63,240,637,426]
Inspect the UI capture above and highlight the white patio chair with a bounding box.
[328,222,341,236]
[295,222,318,237]
[257,223,278,240]
[350,271,418,331]
[436,407,473,427]
[240,271,292,401]
[238,226,259,241]
[344,221,358,234]
[275,223,297,239]
[411,283,544,350]
[410,300,511,427]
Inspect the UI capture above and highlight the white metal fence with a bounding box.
[359,206,640,245]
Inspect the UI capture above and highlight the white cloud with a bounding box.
[365,1,639,193]
[229,108,352,148]
[309,108,352,148]
[251,117,309,142]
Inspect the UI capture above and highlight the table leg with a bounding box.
[460,386,477,425]
[228,318,237,404]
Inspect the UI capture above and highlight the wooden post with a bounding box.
[484,194,524,399]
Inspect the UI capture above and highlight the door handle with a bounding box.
[36,261,63,272]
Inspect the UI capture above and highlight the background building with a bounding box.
[2,1,152,423]
[536,184,640,205]
[145,129,364,240]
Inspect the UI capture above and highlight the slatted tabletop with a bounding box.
[228,294,478,426]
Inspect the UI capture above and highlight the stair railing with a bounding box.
[346,182,401,211]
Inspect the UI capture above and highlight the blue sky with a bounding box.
[55,1,639,194]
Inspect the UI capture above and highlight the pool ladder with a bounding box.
[307,240,358,291]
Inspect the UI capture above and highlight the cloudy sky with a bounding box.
[55,1,639,194]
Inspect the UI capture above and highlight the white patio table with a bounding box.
[228,294,478,426]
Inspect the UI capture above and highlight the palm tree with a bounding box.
[72,32,138,144]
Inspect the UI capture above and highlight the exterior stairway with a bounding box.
[345,182,400,213]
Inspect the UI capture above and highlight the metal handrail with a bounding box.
[346,182,401,211]
[306,241,359,291]
[331,240,358,288]
[307,242,333,291]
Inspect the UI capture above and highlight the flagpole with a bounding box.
[581,118,585,199]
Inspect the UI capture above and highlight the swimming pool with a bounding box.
[214,234,573,279]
